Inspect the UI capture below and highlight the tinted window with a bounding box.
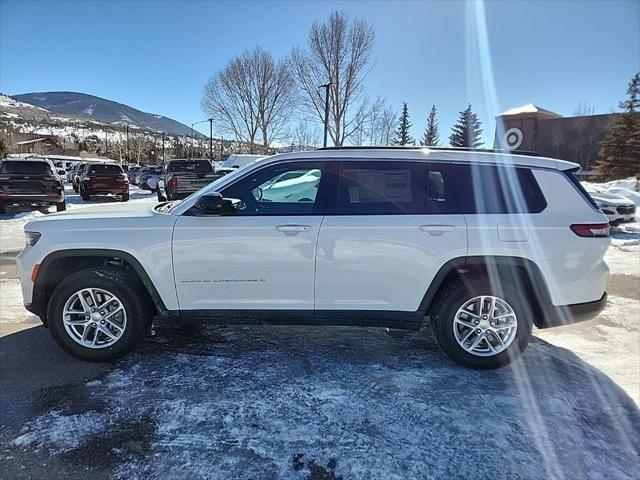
[336,162,426,214]
[169,160,213,173]
[221,162,325,216]
[446,163,546,214]
[89,164,123,174]
[563,169,599,210]
[0,161,52,174]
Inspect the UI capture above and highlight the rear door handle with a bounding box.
[420,224,455,236]
[275,224,312,234]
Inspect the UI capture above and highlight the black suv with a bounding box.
[0,158,66,214]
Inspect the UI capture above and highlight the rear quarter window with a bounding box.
[451,164,547,214]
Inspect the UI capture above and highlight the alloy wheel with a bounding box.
[62,288,127,349]
[452,295,518,357]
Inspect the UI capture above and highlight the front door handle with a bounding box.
[275,224,312,234]
[420,224,455,236]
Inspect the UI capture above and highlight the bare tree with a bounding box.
[202,47,293,153]
[290,10,377,146]
[292,121,321,150]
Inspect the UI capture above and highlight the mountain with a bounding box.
[12,91,198,137]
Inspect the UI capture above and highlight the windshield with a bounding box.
[89,164,123,174]
[169,160,213,173]
[0,161,52,174]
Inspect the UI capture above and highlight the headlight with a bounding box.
[25,231,41,247]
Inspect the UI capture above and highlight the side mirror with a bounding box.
[193,193,242,216]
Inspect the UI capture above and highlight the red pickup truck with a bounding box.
[79,163,129,201]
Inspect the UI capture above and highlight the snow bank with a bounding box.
[582,176,639,206]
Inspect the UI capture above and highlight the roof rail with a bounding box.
[316,145,541,157]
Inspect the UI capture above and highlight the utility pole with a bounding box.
[220,137,224,158]
[208,118,213,160]
[190,123,195,158]
[105,131,108,156]
[162,132,165,162]
[318,82,333,147]
[125,125,129,163]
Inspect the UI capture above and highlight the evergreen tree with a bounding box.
[449,103,483,148]
[420,105,440,146]
[596,73,640,179]
[392,102,414,146]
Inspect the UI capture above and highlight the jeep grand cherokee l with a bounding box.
[79,163,129,201]
[0,158,66,214]
[17,148,610,369]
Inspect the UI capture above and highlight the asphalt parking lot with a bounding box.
[0,188,638,480]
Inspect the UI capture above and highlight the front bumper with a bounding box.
[537,292,607,329]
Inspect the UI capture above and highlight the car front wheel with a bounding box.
[430,276,533,369]
[47,268,153,361]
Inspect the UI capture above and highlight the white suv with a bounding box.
[17,147,610,369]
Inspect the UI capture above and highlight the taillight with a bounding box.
[168,177,178,189]
[570,223,610,238]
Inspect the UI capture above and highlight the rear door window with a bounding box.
[334,161,426,214]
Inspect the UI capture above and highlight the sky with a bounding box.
[1,0,638,145]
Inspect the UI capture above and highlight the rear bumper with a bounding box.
[0,193,64,204]
[537,293,607,329]
[85,186,129,194]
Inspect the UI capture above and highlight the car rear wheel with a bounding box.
[80,187,90,201]
[430,276,533,369]
[121,193,129,201]
[47,268,153,361]
[56,201,66,212]
[157,188,166,201]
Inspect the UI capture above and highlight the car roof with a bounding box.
[267,147,579,171]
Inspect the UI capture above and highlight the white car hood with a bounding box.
[28,201,158,225]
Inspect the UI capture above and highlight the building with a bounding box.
[15,136,60,154]
[494,104,619,173]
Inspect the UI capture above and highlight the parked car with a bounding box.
[156,159,222,201]
[79,163,129,201]
[216,154,266,175]
[17,147,610,368]
[138,167,162,191]
[73,162,91,192]
[0,158,66,214]
[584,186,636,224]
[127,166,142,184]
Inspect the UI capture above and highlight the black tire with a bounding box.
[0,204,6,215]
[121,193,129,201]
[47,267,153,362]
[157,187,166,202]
[430,276,533,369]
[73,184,78,193]
[56,201,66,212]
[80,186,90,201]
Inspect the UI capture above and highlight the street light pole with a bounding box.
[125,125,129,163]
[318,82,333,147]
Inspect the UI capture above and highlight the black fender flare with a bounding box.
[32,249,169,321]
[419,255,553,323]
